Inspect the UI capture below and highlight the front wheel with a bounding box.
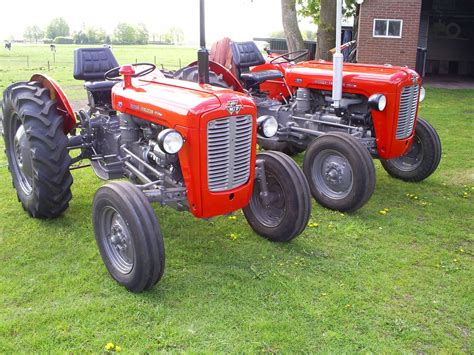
[380,118,441,182]
[303,132,376,213]
[93,181,165,292]
[243,151,311,242]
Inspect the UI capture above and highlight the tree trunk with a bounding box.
[281,0,305,54]
[315,0,336,61]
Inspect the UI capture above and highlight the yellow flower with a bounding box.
[308,222,319,228]
[105,343,115,351]
[115,346,122,352]
[453,258,458,262]
[383,208,389,212]
[228,233,238,240]
[379,210,387,215]
[228,215,237,221]
[459,248,465,253]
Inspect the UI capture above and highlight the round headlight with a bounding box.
[158,129,184,154]
[368,94,387,111]
[419,86,425,102]
[257,115,278,138]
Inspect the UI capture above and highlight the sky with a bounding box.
[1,0,317,44]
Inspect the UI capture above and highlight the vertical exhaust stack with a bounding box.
[332,0,343,109]
[197,0,210,85]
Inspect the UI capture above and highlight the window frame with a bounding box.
[372,18,403,38]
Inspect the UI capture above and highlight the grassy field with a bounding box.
[0,45,473,353]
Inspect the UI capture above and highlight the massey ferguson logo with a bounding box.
[225,100,242,115]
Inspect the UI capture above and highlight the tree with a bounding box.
[135,23,149,45]
[281,0,305,54]
[298,0,359,60]
[24,25,43,43]
[85,26,106,44]
[169,27,184,45]
[46,17,70,40]
[113,23,137,44]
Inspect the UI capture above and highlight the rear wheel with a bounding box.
[380,118,441,182]
[303,132,376,212]
[2,81,73,218]
[243,151,311,242]
[93,181,165,292]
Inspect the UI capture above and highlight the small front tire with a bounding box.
[303,132,376,213]
[243,151,311,242]
[92,181,165,292]
[380,118,441,182]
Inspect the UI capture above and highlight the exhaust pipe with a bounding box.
[197,0,210,84]
[332,0,343,109]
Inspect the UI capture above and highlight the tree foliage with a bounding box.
[46,17,70,40]
[297,0,358,23]
[113,23,149,45]
[24,25,44,43]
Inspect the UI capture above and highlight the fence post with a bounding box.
[53,52,56,63]
[135,58,138,64]
[154,56,156,65]
[179,58,182,68]
[47,61,50,71]
[26,56,29,68]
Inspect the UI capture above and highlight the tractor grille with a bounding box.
[396,84,419,140]
[207,115,253,192]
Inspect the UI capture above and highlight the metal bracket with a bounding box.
[255,159,273,206]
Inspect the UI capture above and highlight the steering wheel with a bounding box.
[270,49,309,64]
[104,63,156,81]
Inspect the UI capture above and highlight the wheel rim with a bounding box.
[9,114,33,195]
[100,206,135,275]
[249,172,287,228]
[312,149,353,199]
[389,135,423,172]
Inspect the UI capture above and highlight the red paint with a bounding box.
[112,76,256,218]
[119,65,135,89]
[252,60,422,159]
[30,74,76,134]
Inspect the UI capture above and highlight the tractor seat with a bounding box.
[74,47,119,107]
[231,41,284,89]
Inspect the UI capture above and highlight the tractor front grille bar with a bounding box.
[207,115,253,192]
[396,84,419,140]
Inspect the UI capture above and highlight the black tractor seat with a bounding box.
[231,41,284,89]
[74,47,120,108]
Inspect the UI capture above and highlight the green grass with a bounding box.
[0,45,473,352]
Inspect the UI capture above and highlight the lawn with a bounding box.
[0,45,473,353]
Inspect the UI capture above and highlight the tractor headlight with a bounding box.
[158,129,184,154]
[419,86,426,102]
[368,94,387,111]
[257,115,278,138]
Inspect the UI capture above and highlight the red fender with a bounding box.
[185,60,246,94]
[30,74,76,134]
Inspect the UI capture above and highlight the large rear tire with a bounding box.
[2,81,73,218]
[380,118,441,182]
[92,181,165,292]
[243,151,311,242]
[303,132,376,213]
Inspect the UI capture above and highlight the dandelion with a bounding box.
[383,208,389,212]
[105,343,115,351]
[308,222,319,228]
[453,258,458,262]
[115,346,122,352]
[228,215,237,221]
[345,304,352,308]
[459,248,465,253]
[379,210,387,215]
[228,233,238,240]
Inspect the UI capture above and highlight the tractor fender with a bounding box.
[30,74,76,134]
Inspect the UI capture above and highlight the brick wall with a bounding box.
[357,0,422,68]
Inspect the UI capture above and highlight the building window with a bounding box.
[373,19,403,38]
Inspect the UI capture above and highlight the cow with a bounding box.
[50,44,56,52]
[5,42,11,50]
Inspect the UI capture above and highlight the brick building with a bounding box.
[356,0,474,77]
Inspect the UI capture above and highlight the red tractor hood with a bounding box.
[112,73,254,129]
[285,61,420,96]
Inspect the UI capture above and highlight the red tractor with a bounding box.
[174,1,441,213]
[1,3,311,292]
